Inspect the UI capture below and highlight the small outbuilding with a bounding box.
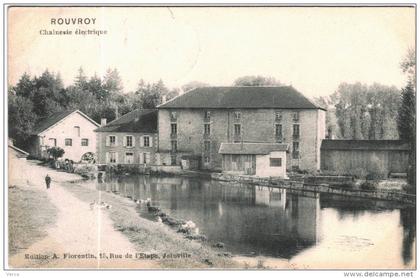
[219,143,288,178]
[9,141,29,160]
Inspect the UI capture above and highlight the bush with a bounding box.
[360,180,378,191]
[46,146,65,160]
[330,183,354,190]
[366,155,387,180]
[349,167,368,179]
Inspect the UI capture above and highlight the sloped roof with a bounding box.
[8,144,29,157]
[158,86,324,110]
[32,110,74,134]
[219,143,289,155]
[32,110,99,135]
[95,109,157,133]
[321,140,410,151]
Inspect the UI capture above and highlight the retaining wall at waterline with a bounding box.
[211,173,415,205]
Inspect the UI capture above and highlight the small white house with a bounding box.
[219,143,288,178]
[28,110,99,162]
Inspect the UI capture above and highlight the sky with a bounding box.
[8,6,415,97]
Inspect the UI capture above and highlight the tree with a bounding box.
[182,81,209,92]
[8,90,37,148]
[401,48,416,87]
[397,84,415,142]
[312,96,340,138]
[87,74,107,101]
[14,72,35,99]
[74,67,88,91]
[47,146,65,160]
[166,88,180,101]
[397,83,416,189]
[32,87,62,117]
[134,79,175,109]
[332,82,400,140]
[233,75,282,86]
[31,70,66,117]
[103,68,123,96]
[397,49,416,191]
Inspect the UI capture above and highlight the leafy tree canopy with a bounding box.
[233,75,282,86]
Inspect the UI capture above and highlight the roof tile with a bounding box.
[159,86,323,109]
[219,143,289,155]
[95,109,157,133]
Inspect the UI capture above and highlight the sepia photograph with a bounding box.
[3,4,417,273]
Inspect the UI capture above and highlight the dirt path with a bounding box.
[9,161,157,269]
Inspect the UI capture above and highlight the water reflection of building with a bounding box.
[255,187,287,209]
[98,176,321,258]
[293,193,320,244]
[254,187,320,245]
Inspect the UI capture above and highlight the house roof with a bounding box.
[158,86,325,110]
[32,110,99,135]
[321,140,411,151]
[219,143,289,155]
[95,109,158,133]
[8,144,29,157]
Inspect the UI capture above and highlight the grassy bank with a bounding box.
[8,186,57,256]
[62,181,240,269]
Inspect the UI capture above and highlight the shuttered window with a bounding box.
[143,136,150,147]
[108,152,117,163]
[125,136,134,147]
[107,135,116,147]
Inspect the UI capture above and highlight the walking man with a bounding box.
[45,174,51,189]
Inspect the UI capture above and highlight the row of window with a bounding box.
[106,135,152,148]
[47,138,89,147]
[106,151,151,164]
[275,124,300,138]
[170,111,300,122]
[169,123,300,139]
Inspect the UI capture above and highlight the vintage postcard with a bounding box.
[4,4,416,273]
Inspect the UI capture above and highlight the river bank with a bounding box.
[211,173,415,206]
[9,159,414,269]
[8,160,154,268]
[7,160,245,269]
[61,181,240,268]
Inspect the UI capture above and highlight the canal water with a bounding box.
[89,175,415,268]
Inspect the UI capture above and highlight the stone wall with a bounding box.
[158,108,325,171]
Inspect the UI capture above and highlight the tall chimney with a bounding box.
[101,118,107,126]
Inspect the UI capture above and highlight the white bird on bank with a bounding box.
[89,200,112,210]
[182,220,196,230]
